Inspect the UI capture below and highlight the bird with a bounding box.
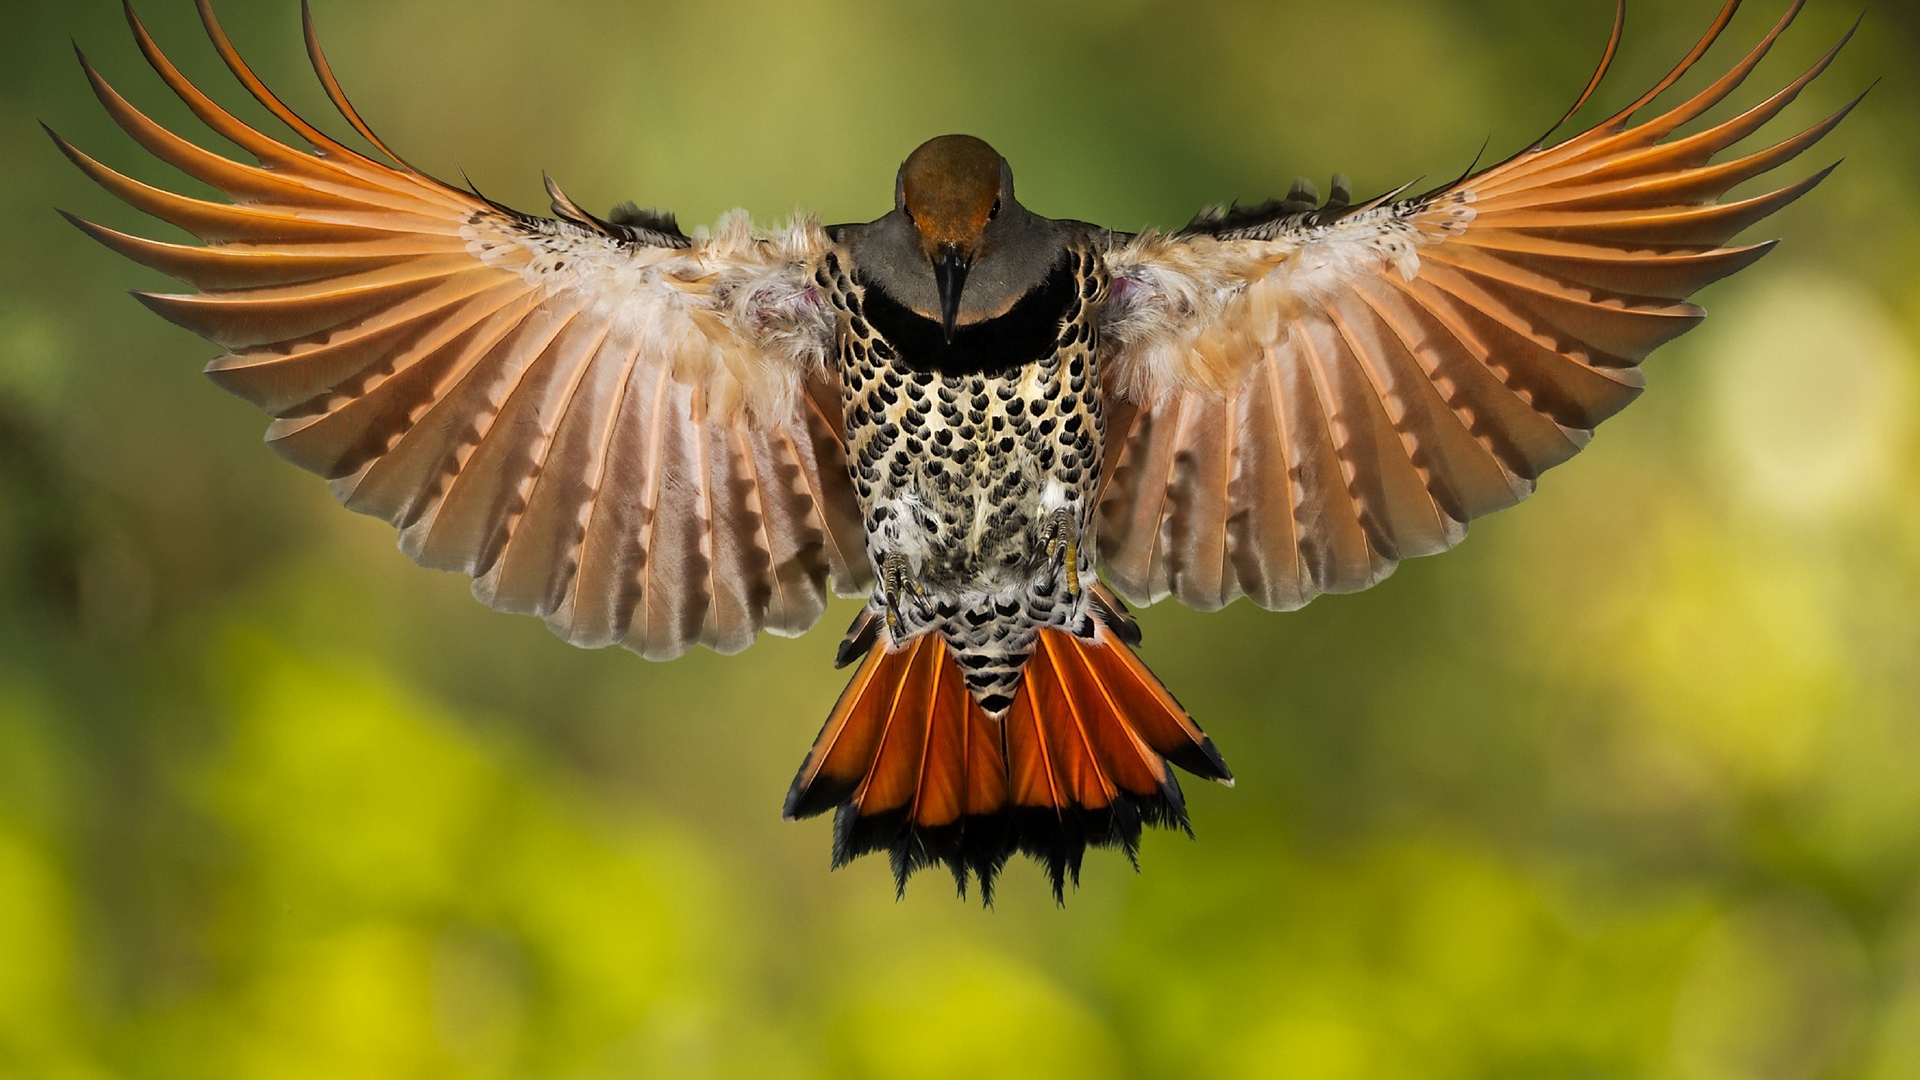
[56,0,1856,902]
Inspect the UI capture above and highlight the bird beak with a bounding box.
[932,244,970,344]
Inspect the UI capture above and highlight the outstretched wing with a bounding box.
[58,0,870,659]
[1096,0,1855,612]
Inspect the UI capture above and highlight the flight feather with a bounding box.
[57,0,870,659]
[1095,0,1854,612]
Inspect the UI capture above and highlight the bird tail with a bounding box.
[784,621,1232,902]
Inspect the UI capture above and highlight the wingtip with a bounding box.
[42,122,86,164]
[127,290,197,330]
[120,0,147,38]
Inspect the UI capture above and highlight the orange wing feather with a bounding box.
[1099,0,1856,613]
[59,0,867,660]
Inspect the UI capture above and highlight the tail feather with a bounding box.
[785,621,1230,903]
[1048,625,1232,785]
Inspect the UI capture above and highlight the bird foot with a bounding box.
[881,552,930,636]
[1042,508,1082,600]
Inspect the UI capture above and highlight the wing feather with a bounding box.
[635,381,712,659]
[568,361,676,649]
[1167,393,1235,610]
[52,132,407,244]
[1334,281,1517,522]
[1227,359,1304,609]
[441,308,604,581]
[487,333,635,617]
[63,213,422,290]
[744,430,832,637]
[1261,321,1376,595]
[322,292,548,506]
[1323,297,1457,557]
[696,419,762,655]
[788,383,871,602]
[61,0,867,658]
[1098,394,1190,605]
[1100,0,1850,612]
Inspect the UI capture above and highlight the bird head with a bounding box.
[895,135,1014,342]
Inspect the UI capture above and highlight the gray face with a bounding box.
[846,161,1071,327]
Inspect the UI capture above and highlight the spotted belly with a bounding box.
[825,242,1109,712]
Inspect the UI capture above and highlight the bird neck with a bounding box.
[857,251,1078,377]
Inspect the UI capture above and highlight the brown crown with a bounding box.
[898,135,1005,254]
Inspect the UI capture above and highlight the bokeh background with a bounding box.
[2,0,1917,1076]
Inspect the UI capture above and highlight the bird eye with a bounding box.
[989,198,1001,221]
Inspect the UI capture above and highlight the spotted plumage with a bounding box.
[61,0,1853,901]
[830,239,1108,714]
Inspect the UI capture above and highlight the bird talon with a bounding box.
[881,552,926,635]
[1043,508,1083,600]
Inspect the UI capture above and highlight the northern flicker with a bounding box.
[58,0,1855,900]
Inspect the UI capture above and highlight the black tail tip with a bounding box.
[824,790,1196,906]
[833,608,882,668]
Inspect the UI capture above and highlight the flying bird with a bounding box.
[58,0,1855,901]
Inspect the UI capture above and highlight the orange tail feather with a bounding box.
[785,623,1231,902]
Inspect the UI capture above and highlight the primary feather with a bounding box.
[58,0,869,660]
[1096,0,1855,613]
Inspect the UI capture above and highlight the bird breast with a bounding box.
[829,242,1109,595]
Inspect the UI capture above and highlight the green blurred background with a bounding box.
[2,0,1917,1076]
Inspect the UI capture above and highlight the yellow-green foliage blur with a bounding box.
[3,0,1917,1076]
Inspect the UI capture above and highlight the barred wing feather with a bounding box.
[57,0,870,659]
[1096,0,1855,612]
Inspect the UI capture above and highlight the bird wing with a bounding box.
[58,0,871,659]
[1095,0,1855,612]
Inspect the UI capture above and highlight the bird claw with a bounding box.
[881,552,929,635]
[1042,508,1082,600]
